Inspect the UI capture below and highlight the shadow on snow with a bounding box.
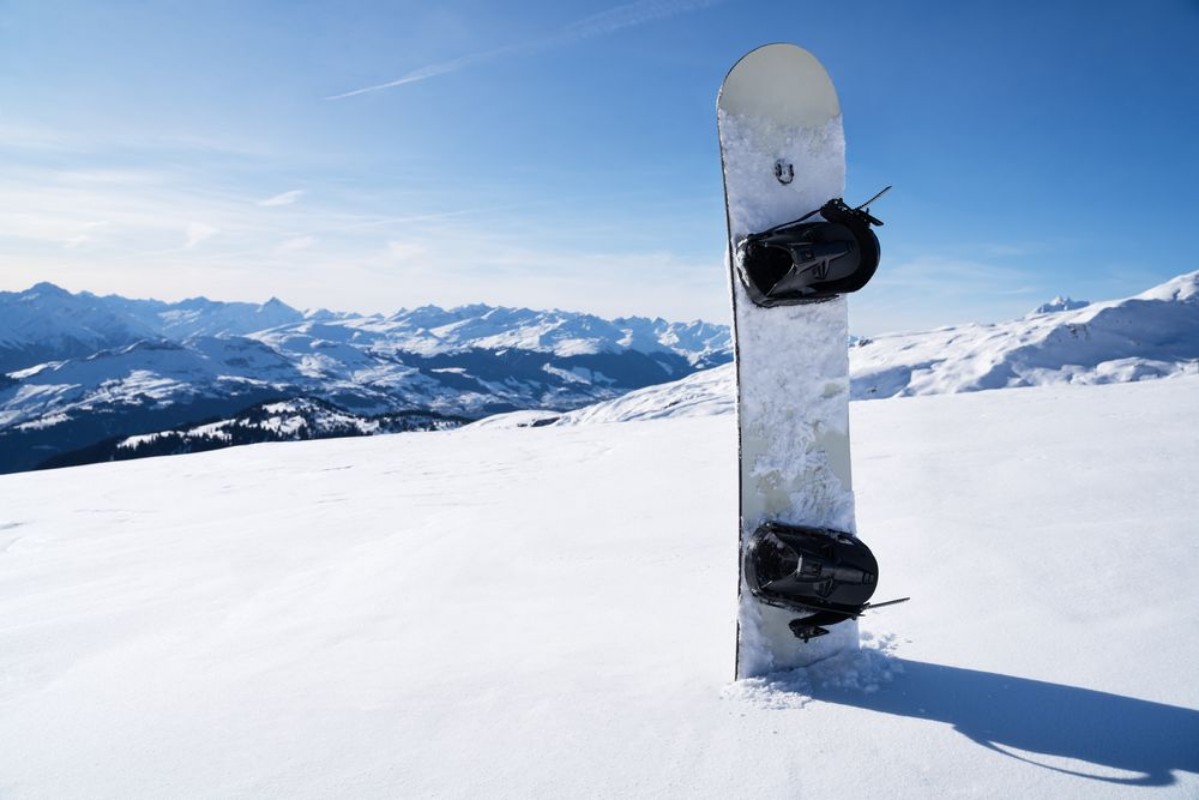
[813,659,1199,787]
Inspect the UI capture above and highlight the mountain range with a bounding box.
[0,283,730,473]
[3,271,1197,473]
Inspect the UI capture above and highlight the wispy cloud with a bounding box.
[258,189,305,207]
[327,0,724,100]
[185,222,219,248]
[387,240,428,262]
[275,235,317,254]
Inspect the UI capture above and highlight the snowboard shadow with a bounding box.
[812,659,1199,787]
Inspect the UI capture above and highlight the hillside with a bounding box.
[1,377,1196,798]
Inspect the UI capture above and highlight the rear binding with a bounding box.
[744,521,908,641]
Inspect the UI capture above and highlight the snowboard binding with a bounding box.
[737,187,890,307]
[744,521,908,641]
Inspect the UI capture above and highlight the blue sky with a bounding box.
[1,0,1196,333]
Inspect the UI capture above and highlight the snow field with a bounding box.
[0,377,1197,797]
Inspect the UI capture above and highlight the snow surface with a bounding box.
[1,378,1196,798]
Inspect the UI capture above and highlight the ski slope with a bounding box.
[1,378,1197,798]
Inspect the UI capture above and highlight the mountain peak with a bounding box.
[22,281,73,300]
[1135,269,1199,303]
[1029,296,1090,316]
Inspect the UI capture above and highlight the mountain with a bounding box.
[0,282,160,374]
[0,284,731,473]
[0,285,728,374]
[851,270,1199,398]
[1,373,1195,798]
[476,271,1199,428]
[0,283,311,373]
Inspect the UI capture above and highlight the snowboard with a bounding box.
[718,44,885,679]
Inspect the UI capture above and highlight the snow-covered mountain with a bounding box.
[0,282,312,373]
[0,284,728,374]
[2,374,1195,798]
[851,270,1199,397]
[0,284,731,473]
[477,271,1199,428]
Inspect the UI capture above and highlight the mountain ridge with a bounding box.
[0,283,728,372]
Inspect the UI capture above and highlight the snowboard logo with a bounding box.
[773,160,794,185]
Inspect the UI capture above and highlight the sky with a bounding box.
[1,0,1196,334]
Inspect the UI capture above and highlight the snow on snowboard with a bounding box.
[718,43,900,679]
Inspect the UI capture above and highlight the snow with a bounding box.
[555,362,732,424]
[1,377,1196,798]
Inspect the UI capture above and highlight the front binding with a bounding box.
[736,188,888,307]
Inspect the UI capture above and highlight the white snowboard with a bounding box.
[718,44,859,679]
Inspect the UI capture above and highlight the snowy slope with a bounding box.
[851,270,1199,397]
[468,363,735,429]
[1,377,1196,798]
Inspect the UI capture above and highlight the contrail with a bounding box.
[327,0,724,100]
[564,0,723,40]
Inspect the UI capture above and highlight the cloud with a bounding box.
[185,222,219,248]
[328,0,724,100]
[258,189,305,207]
[276,235,317,253]
[387,240,428,262]
[64,221,110,250]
